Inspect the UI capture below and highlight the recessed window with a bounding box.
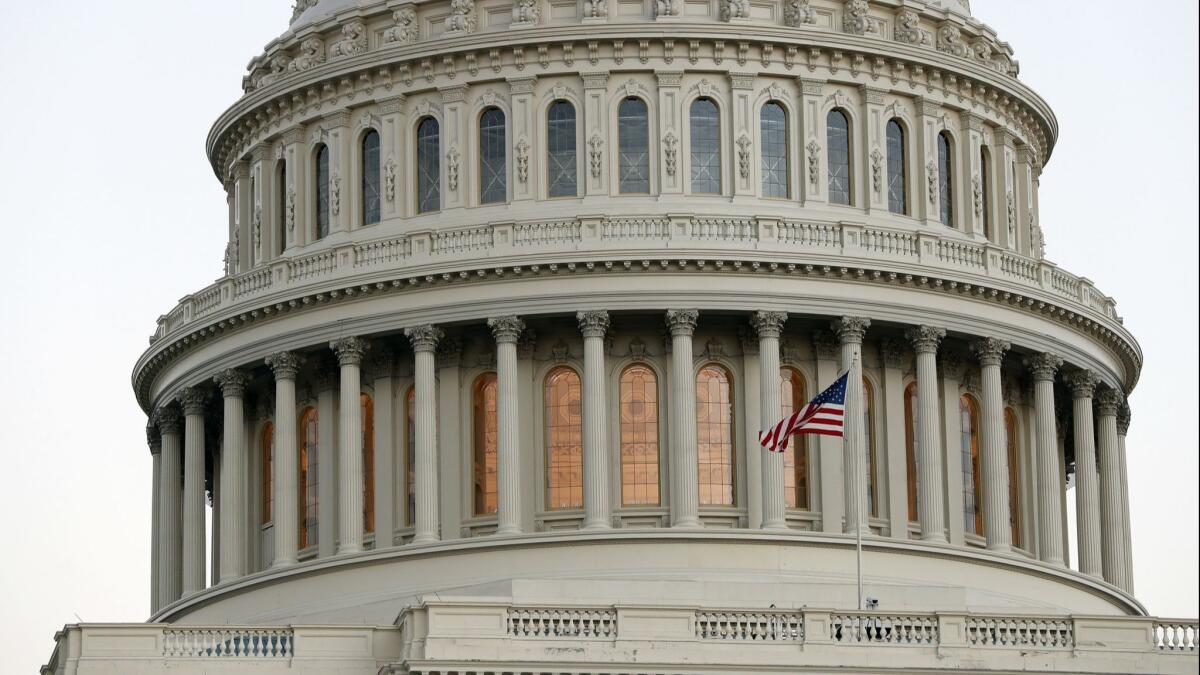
[361,393,375,534]
[299,406,319,549]
[618,98,650,194]
[544,367,583,510]
[960,395,983,536]
[472,373,498,516]
[1005,407,1022,547]
[261,422,274,525]
[416,117,440,213]
[904,382,919,523]
[696,364,735,506]
[827,109,851,205]
[886,119,906,215]
[405,386,416,526]
[780,367,808,509]
[690,98,722,195]
[938,132,954,227]
[620,364,660,506]
[479,107,507,205]
[761,102,789,199]
[275,160,287,254]
[361,130,381,226]
[863,377,879,517]
[547,101,578,198]
[314,144,330,239]
[980,146,992,238]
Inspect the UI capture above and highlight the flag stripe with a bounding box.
[759,371,849,451]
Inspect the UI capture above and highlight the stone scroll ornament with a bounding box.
[806,140,821,189]
[383,8,418,44]
[583,0,607,19]
[447,146,461,191]
[720,0,750,21]
[870,147,884,195]
[515,138,530,184]
[843,0,870,35]
[784,0,816,27]
[513,0,541,25]
[655,0,681,18]
[445,0,477,33]
[329,21,368,59]
[737,134,752,179]
[384,157,397,202]
[288,37,325,72]
[663,131,679,176]
[588,134,604,179]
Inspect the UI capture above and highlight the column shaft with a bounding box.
[156,409,182,608]
[753,312,787,530]
[333,338,368,554]
[835,317,870,534]
[973,339,1012,552]
[1069,371,1102,578]
[667,310,701,527]
[579,312,612,530]
[149,439,162,614]
[490,316,524,535]
[1028,354,1065,565]
[1116,407,1134,592]
[1096,389,1126,587]
[180,389,207,597]
[406,326,443,544]
[266,352,303,567]
[216,370,249,582]
[907,327,947,542]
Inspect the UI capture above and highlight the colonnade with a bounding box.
[147,309,1136,613]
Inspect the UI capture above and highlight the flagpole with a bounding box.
[856,512,863,611]
[853,352,864,612]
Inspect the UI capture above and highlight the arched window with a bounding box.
[780,368,808,509]
[314,144,330,239]
[547,101,577,198]
[416,117,441,213]
[690,98,721,194]
[472,373,499,516]
[479,107,507,204]
[960,395,983,536]
[405,386,416,526]
[299,406,319,549]
[620,364,660,506]
[979,146,992,238]
[544,367,583,510]
[1004,407,1022,547]
[863,377,879,517]
[361,130,381,226]
[826,109,851,205]
[904,382,919,523]
[261,422,275,525]
[938,132,954,227]
[760,102,789,199]
[361,393,375,534]
[886,119,906,215]
[275,160,287,254]
[696,364,735,506]
[618,98,650,194]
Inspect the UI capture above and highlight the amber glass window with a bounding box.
[261,422,275,524]
[827,109,852,205]
[620,364,660,506]
[780,367,808,509]
[696,365,735,506]
[314,144,330,239]
[473,373,499,516]
[361,130,381,226]
[299,407,319,549]
[544,367,584,509]
[960,395,983,536]
[405,386,416,526]
[1004,407,1022,547]
[863,377,879,517]
[361,394,375,534]
[886,119,906,215]
[938,132,954,227]
[903,382,919,522]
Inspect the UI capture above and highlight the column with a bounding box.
[179,387,208,597]
[1095,387,1126,588]
[1116,404,1134,592]
[332,337,369,554]
[405,326,443,544]
[214,369,249,582]
[233,161,251,274]
[971,338,1012,552]
[752,311,788,530]
[251,146,269,266]
[148,424,161,614]
[578,311,613,530]
[366,348,396,548]
[812,331,843,532]
[155,406,183,607]
[666,309,701,527]
[265,351,304,567]
[834,316,871,534]
[1025,353,1064,565]
[488,317,525,535]
[905,326,947,542]
[879,339,910,539]
[315,365,337,557]
[1068,370,1102,577]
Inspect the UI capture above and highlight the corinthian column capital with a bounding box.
[970,337,1011,367]
[1095,387,1124,417]
[665,309,699,336]
[154,405,183,435]
[1067,369,1099,399]
[906,325,946,354]
[405,324,444,353]
[1117,402,1131,435]
[331,336,370,366]
[488,315,526,344]
[577,310,611,339]
[751,311,788,339]
[265,351,305,379]
[832,316,871,345]
[213,368,250,398]
[1024,352,1063,382]
[147,421,162,454]
[179,387,208,416]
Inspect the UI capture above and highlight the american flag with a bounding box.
[759,371,848,452]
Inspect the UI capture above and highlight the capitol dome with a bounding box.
[42,0,1198,673]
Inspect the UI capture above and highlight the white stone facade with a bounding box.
[42,0,1198,673]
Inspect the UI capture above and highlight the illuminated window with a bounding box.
[960,395,983,536]
[886,119,906,215]
[405,386,416,526]
[690,98,722,194]
[544,367,583,510]
[361,394,375,534]
[299,406,319,549]
[473,373,499,516]
[1005,407,1022,547]
[261,422,274,524]
[314,144,330,239]
[780,367,808,509]
[547,101,578,198]
[620,364,660,506]
[479,108,507,204]
[361,130,381,226]
[827,109,851,205]
[761,102,789,199]
[863,377,879,517]
[904,382,919,522]
[416,117,440,213]
[696,364,735,506]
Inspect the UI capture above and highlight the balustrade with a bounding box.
[696,611,803,641]
[1156,621,1199,652]
[161,628,293,658]
[965,616,1073,648]
[506,608,617,638]
[831,613,938,645]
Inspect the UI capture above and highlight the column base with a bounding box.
[583,520,612,530]
[411,533,439,545]
[496,525,523,536]
[337,544,363,556]
[672,519,702,528]
[761,520,789,531]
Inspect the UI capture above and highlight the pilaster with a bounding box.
[656,71,684,195]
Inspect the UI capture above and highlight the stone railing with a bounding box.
[149,215,1123,347]
[1155,620,1199,652]
[161,627,293,657]
[965,616,1074,648]
[695,611,804,641]
[831,612,939,645]
[506,608,617,639]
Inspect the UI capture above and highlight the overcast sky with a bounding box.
[0,1,1195,672]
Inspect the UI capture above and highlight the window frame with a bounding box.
[960,394,984,537]
[360,129,382,227]
[688,97,723,195]
[543,365,584,511]
[616,97,652,195]
[415,116,441,214]
[886,118,907,215]
[298,406,319,550]
[780,366,809,510]
[904,382,919,523]
[545,99,579,199]
[471,372,499,517]
[478,106,508,205]
[938,131,955,227]
[313,143,330,240]
[826,108,853,206]
[618,363,663,508]
[695,362,736,508]
[760,101,791,200]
